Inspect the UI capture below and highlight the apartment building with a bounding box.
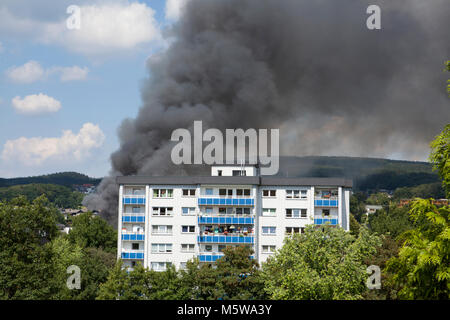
[117,165,352,270]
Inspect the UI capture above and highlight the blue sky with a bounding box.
[0,0,186,178]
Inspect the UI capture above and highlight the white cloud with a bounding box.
[48,65,89,82]
[6,60,89,83]
[44,1,161,56]
[1,123,105,166]
[165,0,190,20]
[12,93,61,115]
[0,1,161,57]
[6,60,45,83]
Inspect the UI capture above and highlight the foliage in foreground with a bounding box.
[260,225,381,300]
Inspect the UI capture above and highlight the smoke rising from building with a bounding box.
[84,0,450,225]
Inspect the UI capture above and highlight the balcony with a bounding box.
[198,252,224,262]
[314,218,339,225]
[198,252,254,262]
[123,195,146,205]
[198,216,254,225]
[314,197,338,207]
[121,232,145,241]
[198,197,254,206]
[121,250,144,260]
[198,235,254,244]
[122,215,145,223]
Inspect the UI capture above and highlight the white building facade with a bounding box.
[117,165,352,270]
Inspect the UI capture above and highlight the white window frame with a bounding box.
[153,189,173,198]
[152,225,173,235]
[181,244,195,252]
[151,243,173,253]
[262,208,276,217]
[181,225,196,233]
[262,226,276,235]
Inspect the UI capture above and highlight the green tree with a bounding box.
[0,196,59,299]
[67,212,117,253]
[429,124,450,197]
[368,205,414,238]
[386,199,449,299]
[366,192,390,206]
[260,225,381,299]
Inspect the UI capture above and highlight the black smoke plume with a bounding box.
[84,0,450,225]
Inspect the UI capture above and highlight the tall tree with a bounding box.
[67,212,117,253]
[260,225,381,300]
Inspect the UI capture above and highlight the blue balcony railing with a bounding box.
[121,234,145,241]
[198,235,254,244]
[314,199,338,207]
[122,216,145,223]
[123,196,146,204]
[314,218,338,225]
[121,252,144,260]
[198,198,254,206]
[198,217,254,225]
[199,254,223,262]
[199,254,254,262]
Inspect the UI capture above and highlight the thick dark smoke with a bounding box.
[84,0,450,225]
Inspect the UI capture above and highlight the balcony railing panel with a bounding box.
[314,218,339,225]
[123,195,146,205]
[121,233,145,241]
[198,198,254,206]
[314,198,338,207]
[198,216,254,225]
[122,216,145,223]
[121,250,144,260]
[197,235,254,244]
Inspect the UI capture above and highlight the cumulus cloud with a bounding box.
[165,0,190,20]
[1,123,105,166]
[0,1,161,57]
[48,65,89,81]
[12,93,61,115]
[6,60,44,83]
[6,60,89,83]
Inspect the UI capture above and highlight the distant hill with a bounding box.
[0,156,442,194]
[0,172,101,189]
[277,156,441,192]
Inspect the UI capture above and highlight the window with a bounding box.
[151,243,173,253]
[153,189,173,198]
[228,189,233,196]
[262,245,276,253]
[218,245,226,252]
[218,207,226,215]
[205,207,213,214]
[152,207,173,216]
[131,261,136,267]
[151,262,171,271]
[132,188,144,195]
[322,209,330,216]
[236,189,243,196]
[182,225,196,233]
[132,206,141,214]
[205,245,212,252]
[205,188,214,196]
[286,209,307,218]
[301,190,307,199]
[181,244,195,252]
[262,190,276,197]
[219,189,227,196]
[132,243,140,250]
[180,262,187,270]
[262,226,276,235]
[286,190,301,199]
[182,207,196,215]
[182,189,196,196]
[262,208,276,217]
[152,225,172,234]
[235,207,251,215]
[286,227,300,235]
[217,170,222,176]
[232,170,246,176]
[244,189,251,196]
